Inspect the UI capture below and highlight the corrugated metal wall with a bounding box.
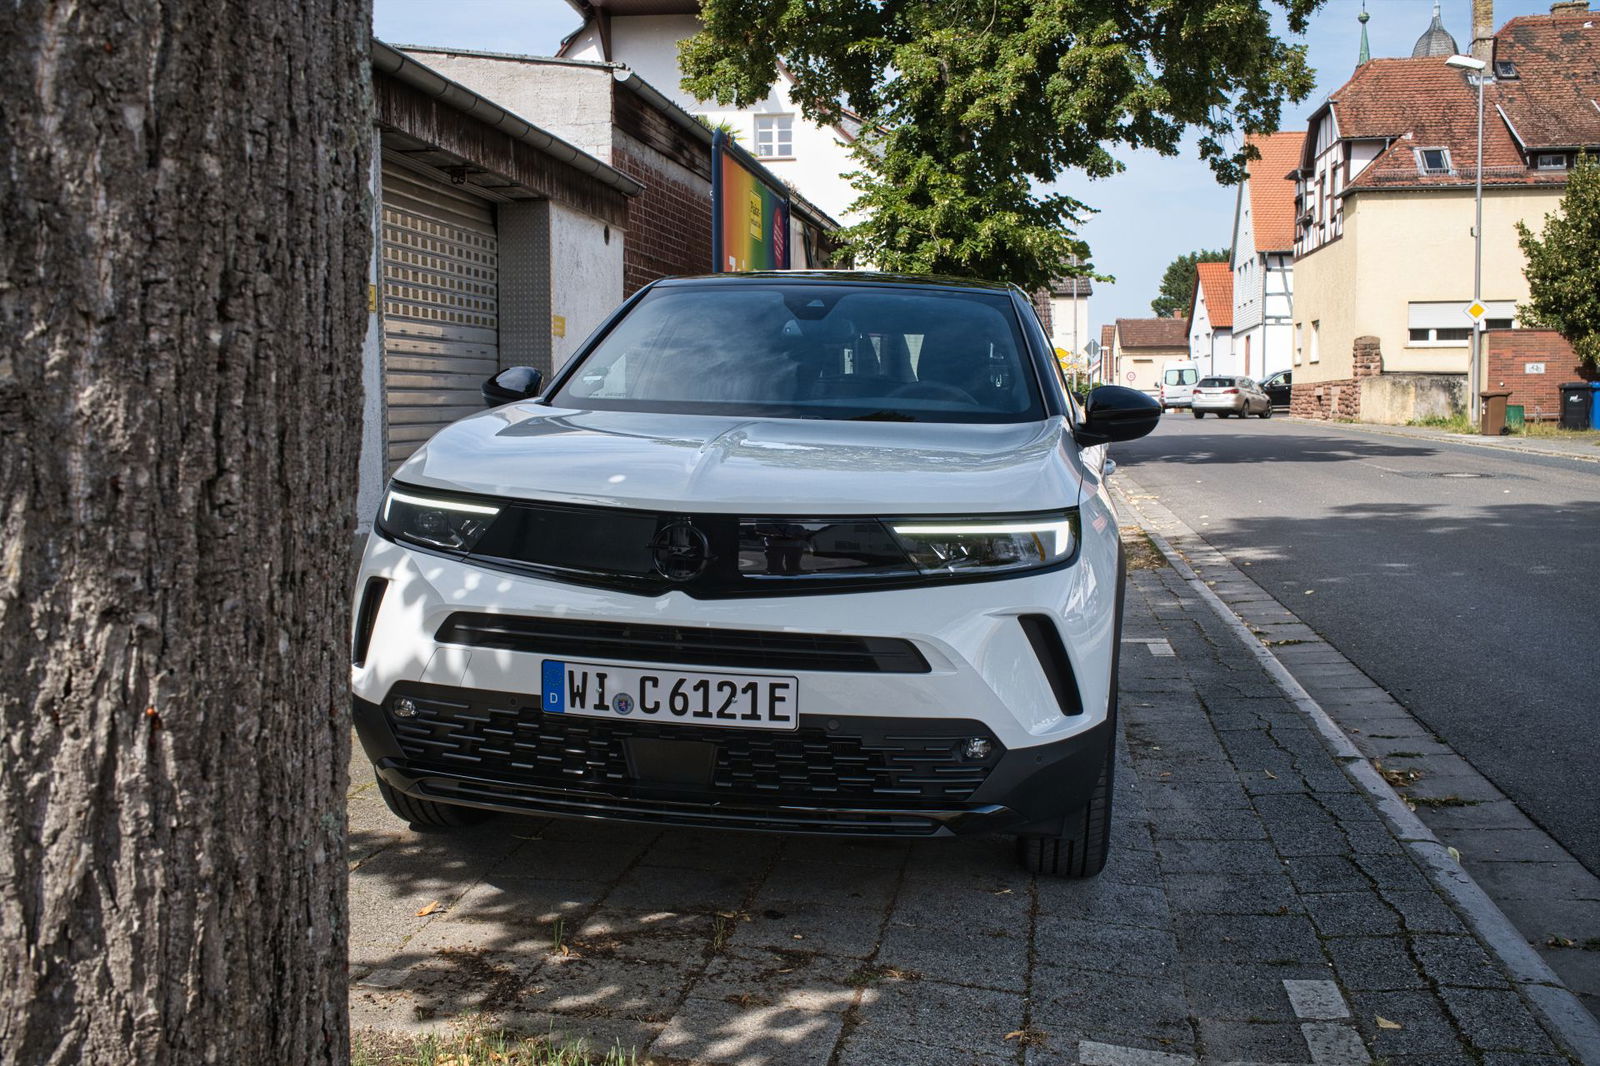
[380,164,499,472]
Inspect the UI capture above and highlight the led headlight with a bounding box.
[891,512,1078,575]
[378,488,500,552]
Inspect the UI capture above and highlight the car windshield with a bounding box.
[1198,377,1236,388]
[1164,369,1197,385]
[550,284,1045,423]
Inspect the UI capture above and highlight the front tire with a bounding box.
[377,776,491,828]
[1015,740,1114,879]
[1192,410,1204,419]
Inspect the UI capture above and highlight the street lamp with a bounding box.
[1447,53,1487,423]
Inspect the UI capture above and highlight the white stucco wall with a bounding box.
[549,203,624,371]
[573,14,860,224]
[1048,294,1090,361]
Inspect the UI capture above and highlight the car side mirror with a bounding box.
[482,366,543,406]
[1074,385,1161,446]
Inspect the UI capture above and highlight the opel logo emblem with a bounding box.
[650,520,711,581]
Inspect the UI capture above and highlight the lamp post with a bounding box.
[1447,53,1487,423]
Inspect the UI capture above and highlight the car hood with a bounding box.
[392,404,1085,514]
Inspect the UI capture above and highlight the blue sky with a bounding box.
[373,0,1559,336]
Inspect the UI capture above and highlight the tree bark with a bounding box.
[0,3,371,1063]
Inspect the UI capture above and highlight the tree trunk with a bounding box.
[0,3,371,1063]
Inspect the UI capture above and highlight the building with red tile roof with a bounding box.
[1112,317,1189,396]
[1187,262,1235,377]
[1229,131,1303,383]
[1289,2,1600,422]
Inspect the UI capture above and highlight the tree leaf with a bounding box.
[415,900,442,917]
[1376,1015,1403,1030]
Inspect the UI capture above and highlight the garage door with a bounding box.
[380,164,499,472]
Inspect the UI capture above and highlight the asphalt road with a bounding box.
[1115,414,1600,877]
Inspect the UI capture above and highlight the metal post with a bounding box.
[1470,73,1485,422]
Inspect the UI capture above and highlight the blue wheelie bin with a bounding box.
[1592,382,1600,429]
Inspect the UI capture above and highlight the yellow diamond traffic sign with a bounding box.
[1465,301,1488,321]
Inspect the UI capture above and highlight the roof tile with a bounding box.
[1245,131,1305,252]
[1192,262,1234,329]
[1117,317,1189,349]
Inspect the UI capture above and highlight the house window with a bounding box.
[1310,321,1320,364]
[1408,300,1515,345]
[1294,323,1304,366]
[1535,153,1568,170]
[754,115,794,158]
[1415,148,1453,176]
[1494,60,1518,79]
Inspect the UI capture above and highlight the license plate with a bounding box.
[540,660,800,731]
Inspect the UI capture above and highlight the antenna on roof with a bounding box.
[1358,1,1371,67]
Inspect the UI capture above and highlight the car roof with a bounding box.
[651,271,1019,294]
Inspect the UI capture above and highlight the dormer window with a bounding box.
[1494,60,1518,79]
[1535,152,1569,170]
[1415,148,1453,176]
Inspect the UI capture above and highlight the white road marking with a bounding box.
[1302,1022,1372,1066]
[1284,979,1351,1020]
[1078,1041,1193,1066]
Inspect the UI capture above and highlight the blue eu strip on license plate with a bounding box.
[542,659,566,714]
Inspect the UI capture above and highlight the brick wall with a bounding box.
[1291,335,1382,420]
[1485,329,1596,421]
[613,146,713,296]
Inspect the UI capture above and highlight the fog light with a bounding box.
[393,697,417,718]
[963,737,992,760]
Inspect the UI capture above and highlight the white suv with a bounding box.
[350,273,1159,877]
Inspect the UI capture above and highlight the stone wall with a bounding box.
[1290,336,1382,420]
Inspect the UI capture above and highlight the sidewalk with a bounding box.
[346,539,1580,1064]
[1286,416,1600,464]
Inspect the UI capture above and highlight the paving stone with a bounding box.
[1300,1021,1375,1066]
[501,836,649,881]
[835,1028,1013,1065]
[1465,860,1600,902]
[442,875,604,928]
[1451,829,1572,864]
[1348,989,1462,1056]
[1180,961,1320,1021]
[1173,914,1323,965]
[1283,978,1352,1019]
[651,994,847,1066]
[1285,855,1371,894]
[1160,872,1301,916]
[1476,1055,1575,1066]
[642,828,784,873]
[522,953,698,1023]
[1148,807,1271,842]
[691,946,867,1013]
[877,915,1029,992]
[1302,892,1403,938]
[495,1011,663,1059]
[754,861,900,912]
[1035,918,1182,980]
[1195,1018,1310,1061]
[1438,987,1558,1054]
[603,867,758,913]
[845,978,1026,1057]
[1036,878,1172,929]
[1032,970,1191,1041]
[728,899,884,959]
[1410,934,1510,989]
[1376,890,1469,936]
[783,834,910,869]
[1324,936,1429,992]
[1156,840,1287,878]
[1413,799,1538,832]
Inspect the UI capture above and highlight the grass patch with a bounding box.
[1409,795,1482,809]
[1510,421,1600,445]
[352,1021,639,1066]
[1406,413,1476,434]
[1122,528,1169,571]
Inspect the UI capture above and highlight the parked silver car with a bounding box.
[1192,376,1272,418]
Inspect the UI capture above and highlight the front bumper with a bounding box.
[356,686,1113,837]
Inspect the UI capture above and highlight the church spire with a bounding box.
[1358,2,1371,66]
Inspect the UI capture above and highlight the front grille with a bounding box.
[385,685,999,807]
[435,613,930,674]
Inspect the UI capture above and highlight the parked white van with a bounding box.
[1158,361,1199,411]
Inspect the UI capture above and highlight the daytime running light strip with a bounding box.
[386,490,501,516]
[892,519,1075,554]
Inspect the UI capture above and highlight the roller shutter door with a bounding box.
[380,165,499,472]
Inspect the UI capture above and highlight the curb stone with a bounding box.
[1112,477,1600,1065]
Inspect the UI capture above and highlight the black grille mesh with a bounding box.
[435,613,930,674]
[387,686,999,807]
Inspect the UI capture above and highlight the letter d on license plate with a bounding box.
[540,660,799,731]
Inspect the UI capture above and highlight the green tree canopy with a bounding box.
[1518,155,1600,368]
[1152,248,1231,318]
[680,0,1319,291]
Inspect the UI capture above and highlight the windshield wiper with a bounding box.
[847,410,918,422]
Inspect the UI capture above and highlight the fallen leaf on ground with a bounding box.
[415,900,442,917]
[1446,846,1461,862]
[1376,1016,1403,1030]
[1547,934,1577,948]
[1264,770,1278,780]
[991,888,1013,896]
